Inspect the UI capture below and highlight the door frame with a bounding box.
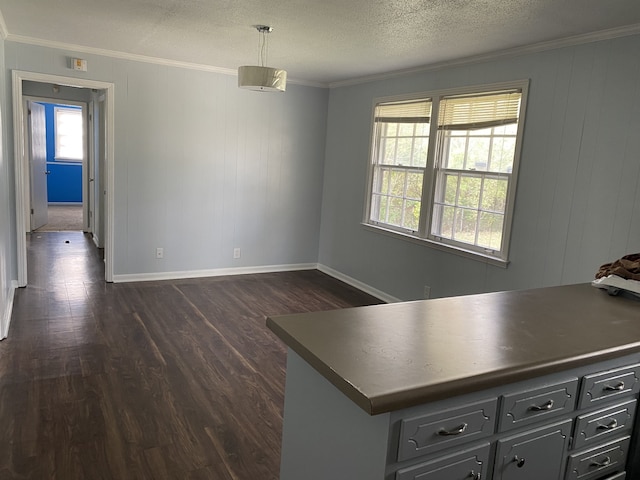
[12,70,115,285]
[23,97,89,232]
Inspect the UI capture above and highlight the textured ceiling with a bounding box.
[1,0,640,86]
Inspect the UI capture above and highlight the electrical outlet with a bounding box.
[423,285,431,299]
[156,247,164,259]
[233,247,241,259]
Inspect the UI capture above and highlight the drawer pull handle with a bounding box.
[604,382,625,391]
[590,456,611,468]
[438,423,468,436]
[528,399,554,411]
[467,471,481,479]
[596,419,618,430]
[513,455,526,468]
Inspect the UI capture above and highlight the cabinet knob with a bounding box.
[528,399,554,411]
[513,455,526,468]
[467,471,481,479]
[604,382,625,391]
[596,419,618,430]
[437,423,468,436]
[590,456,612,468]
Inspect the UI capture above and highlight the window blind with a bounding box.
[438,90,521,131]
[375,99,432,123]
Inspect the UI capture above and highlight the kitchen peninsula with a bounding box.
[267,283,640,480]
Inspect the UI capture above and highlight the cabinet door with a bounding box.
[494,419,572,480]
[396,443,490,480]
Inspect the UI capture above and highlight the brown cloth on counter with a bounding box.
[596,253,640,281]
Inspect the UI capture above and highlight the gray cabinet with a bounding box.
[572,400,636,450]
[499,379,577,432]
[396,443,490,480]
[398,398,497,461]
[387,358,639,480]
[566,437,630,480]
[494,420,572,480]
[578,365,640,409]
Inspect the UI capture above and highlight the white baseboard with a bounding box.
[317,264,400,303]
[112,263,319,283]
[1,281,18,340]
[111,262,399,304]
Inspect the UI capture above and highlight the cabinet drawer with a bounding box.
[499,378,578,431]
[600,473,626,480]
[566,436,630,480]
[397,398,497,461]
[578,364,640,409]
[573,400,636,450]
[494,419,572,480]
[395,443,490,480]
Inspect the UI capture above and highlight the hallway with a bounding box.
[0,232,381,479]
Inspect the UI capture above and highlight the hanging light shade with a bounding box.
[238,66,287,92]
[238,26,287,93]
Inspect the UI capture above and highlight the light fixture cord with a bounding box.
[259,29,268,67]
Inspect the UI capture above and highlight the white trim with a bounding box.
[329,24,640,88]
[4,34,326,89]
[12,70,115,285]
[317,264,399,304]
[0,281,17,340]
[0,22,638,90]
[26,97,89,230]
[364,80,528,265]
[3,23,639,90]
[0,9,8,40]
[112,263,318,284]
[361,222,508,268]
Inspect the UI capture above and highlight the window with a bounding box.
[366,82,527,263]
[54,106,83,161]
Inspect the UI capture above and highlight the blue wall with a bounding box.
[39,102,82,203]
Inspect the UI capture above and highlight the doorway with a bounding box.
[12,71,115,285]
[27,98,87,233]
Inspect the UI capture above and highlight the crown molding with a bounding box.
[329,23,640,88]
[3,21,639,90]
[0,10,8,40]
[4,33,327,88]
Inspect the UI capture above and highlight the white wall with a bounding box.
[4,42,329,280]
[0,32,15,338]
[319,35,640,300]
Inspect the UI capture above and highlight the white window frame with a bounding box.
[54,106,84,162]
[364,80,529,266]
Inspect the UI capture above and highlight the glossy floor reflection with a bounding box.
[1,232,382,479]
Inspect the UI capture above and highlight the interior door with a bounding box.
[95,97,106,248]
[28,101,48,231]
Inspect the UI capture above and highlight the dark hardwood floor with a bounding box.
[0,232,382,479]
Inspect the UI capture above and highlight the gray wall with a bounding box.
[319,35,640,300]
[3,34,639,304]
[4,42,329,279]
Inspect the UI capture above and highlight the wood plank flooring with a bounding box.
[0,232,382,479]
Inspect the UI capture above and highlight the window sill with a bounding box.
[361,222,510,268]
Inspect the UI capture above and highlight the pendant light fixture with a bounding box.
[238,25,287,92]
